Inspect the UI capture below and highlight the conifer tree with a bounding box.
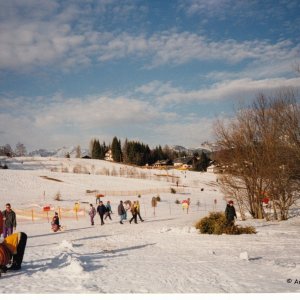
[111,136,122,162]
[92,139,101,159]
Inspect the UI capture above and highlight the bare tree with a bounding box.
[15,142,27,157]
[215,89,300,220]
[0,144,14,157]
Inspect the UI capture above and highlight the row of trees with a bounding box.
[90,137,174,166]
[215,89,300,220]
[0,143,27,157]
[89,136,209,169]
[89,139,108,160]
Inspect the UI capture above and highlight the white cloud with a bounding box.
[0,94,168,149]
[136,74,300,106]
[1,2,299,76]
[135,81,182,96]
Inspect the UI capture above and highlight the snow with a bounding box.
[0,156,300,294]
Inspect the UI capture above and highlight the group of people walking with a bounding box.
[88,200,114,226]
[88,200,144,226]
[118,200,144,224]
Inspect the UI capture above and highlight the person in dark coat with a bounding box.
[51,212,61,232]
[225,200,237,226]
[97,201,107,225]
[104,201,112,221]
[118,201,126,224]
[2,203,17,238]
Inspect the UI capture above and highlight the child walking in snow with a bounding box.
[89,204,96,226]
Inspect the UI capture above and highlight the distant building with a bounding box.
[153,159,173,168]
[173,156,194,168]
[104,149,113,161]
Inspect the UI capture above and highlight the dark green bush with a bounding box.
[195,212,256,235]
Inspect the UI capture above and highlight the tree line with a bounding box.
[90,136,211,170]
[0,142,27,157]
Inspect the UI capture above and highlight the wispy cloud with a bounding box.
[135,78,300,105]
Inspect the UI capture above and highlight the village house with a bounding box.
[153,159,173,168]
[173,156,194,169]
[104,149,113,161]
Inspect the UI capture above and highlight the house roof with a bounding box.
[173,156,194,164]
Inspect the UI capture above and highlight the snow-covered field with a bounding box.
[0,157,300,294]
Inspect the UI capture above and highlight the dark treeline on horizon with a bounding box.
[89,136,211,171]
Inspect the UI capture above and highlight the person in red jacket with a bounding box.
[51,212,61,232]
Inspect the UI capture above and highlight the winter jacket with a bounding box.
[106,203,112,213]
[0,232,21,266]
[0,211,3,236]
[118,203,126,215]
[130,203,138,214]
[51,215,60,226]
[136,202,141,213]
[3,232,21,255]
[89,207,96,217]
[97,204,107,215]
[225,204,237,222]
[2,209,17,228]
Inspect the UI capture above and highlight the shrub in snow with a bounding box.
[175,199,180,204]
[195,212,256,235]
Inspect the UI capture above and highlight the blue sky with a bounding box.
[0,0,300,151]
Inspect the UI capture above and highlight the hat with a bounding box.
[228,200,234,204]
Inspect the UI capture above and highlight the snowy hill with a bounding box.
[0,156,299,293]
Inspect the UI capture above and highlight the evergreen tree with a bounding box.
[92,139,101,159]
[111,136,122,162]
[193,152,211,171]
[99,141,107,159]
